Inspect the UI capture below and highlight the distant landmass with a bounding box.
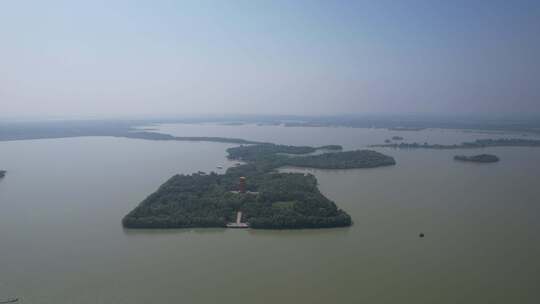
[454,154,500,163]
[232,115,540,135]
[388,127,425,131]
[370,138,540,149]
[0,120,263,144]
[123,143,395,229]
[0,170,5,178]
[120,132,261,144]
[2,114,540,144]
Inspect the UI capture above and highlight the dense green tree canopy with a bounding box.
[123,143,395,229]
[371,138,540,149]
[454,154,499,163]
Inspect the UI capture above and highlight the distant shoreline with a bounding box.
[2,120,539,151]
[370,138,540,149]
[2,116,540,144]
[0,120,263,144]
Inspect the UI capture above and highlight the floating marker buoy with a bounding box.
[419,233,425,238]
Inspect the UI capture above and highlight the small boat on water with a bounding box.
[0,298,18,303]
[217,165,223,169]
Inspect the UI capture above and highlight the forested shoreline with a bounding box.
[454,154,500,163]
[370,138,540,149]
[123,143,395,229]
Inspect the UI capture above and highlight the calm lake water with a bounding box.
[1,124,539,303]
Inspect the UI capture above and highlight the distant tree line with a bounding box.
[370,138,540,149]
[454,154,499,163]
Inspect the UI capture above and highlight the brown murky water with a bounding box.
[1,124,539,303]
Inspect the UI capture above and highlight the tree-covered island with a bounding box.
[0,170,5,178]
[123,143,395,229]
[454,154,500,163]
[370,138,540,149]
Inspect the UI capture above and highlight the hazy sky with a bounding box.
[1,0,539,118]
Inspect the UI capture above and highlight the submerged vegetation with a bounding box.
[454,154,500,163]
[123,143,395,229]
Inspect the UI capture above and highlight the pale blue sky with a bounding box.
[1,0,539,118]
